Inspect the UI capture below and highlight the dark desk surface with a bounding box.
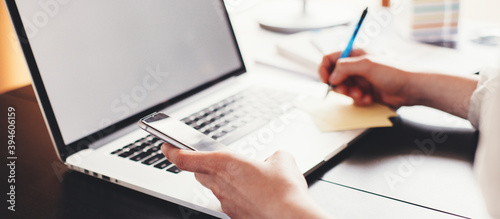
[0,85,483,218]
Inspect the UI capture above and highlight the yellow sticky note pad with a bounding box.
[296,94,398,132]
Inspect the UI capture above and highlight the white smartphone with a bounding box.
[138,112,226,151]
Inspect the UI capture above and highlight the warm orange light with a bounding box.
[382,0,390,7]
[0,2,30,94]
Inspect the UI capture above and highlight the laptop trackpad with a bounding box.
[228,109,352,166]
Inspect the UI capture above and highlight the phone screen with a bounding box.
[139,113,226,151]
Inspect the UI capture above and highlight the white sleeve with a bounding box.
[468,69,493,128]
[468,67,500,218]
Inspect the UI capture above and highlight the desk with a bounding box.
[0,85,479,219]
[0,1,492,218]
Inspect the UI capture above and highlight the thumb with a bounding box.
[265,150,300,170]
[265,150,308,189]
[329,56,373,85]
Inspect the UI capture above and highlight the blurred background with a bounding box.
[1,0,500,94]
[1,1,30,94]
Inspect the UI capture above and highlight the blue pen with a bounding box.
[325,7,368,98]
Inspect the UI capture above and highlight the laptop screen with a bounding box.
[14,0,243,145]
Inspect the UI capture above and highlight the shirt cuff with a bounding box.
[468,68,496,129]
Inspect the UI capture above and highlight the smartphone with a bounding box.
[138,112,226,151]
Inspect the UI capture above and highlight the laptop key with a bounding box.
[211,131,227,140]
[122,143,135,149]
[146,146,160,153]
[154,159,172,169]
[130,152,151,162]
[223,126,237,133]
[217,120,229,127]
[194,123,208,130]
[111,149,122,154]
[207,117,217,123]
[128,147,142,153]
[142,154,165,165]
[181,118,192,124]
[118,151,134,158]
[207,125,220,133]
[198,109,211,118]
[219,119,268,145]
[224,115,237,122]
[167,166,181,174]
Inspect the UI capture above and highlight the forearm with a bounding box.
[406,72,478,119]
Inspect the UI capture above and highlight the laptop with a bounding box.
[5,0,365,217]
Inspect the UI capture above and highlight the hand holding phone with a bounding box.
[138,112,226,151]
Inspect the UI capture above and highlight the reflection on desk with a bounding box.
[312,115,489,219]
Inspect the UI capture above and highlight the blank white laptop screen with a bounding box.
[15,0,242,144]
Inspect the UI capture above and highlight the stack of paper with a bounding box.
[295,93,398,132]
[411,0,459,43]
[255,30,324,80]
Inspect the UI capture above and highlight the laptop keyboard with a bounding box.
[111,87,297,174]
[182,87,297,145]
[110,135,183,172]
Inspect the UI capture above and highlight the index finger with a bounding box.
[319,49,367,83]
[318,51,342,83]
